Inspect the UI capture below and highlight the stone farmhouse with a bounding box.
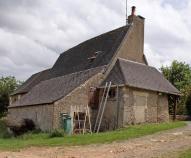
[8,7,180,132]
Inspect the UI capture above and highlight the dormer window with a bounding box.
[88,56,96,62]
[88,51,103,63]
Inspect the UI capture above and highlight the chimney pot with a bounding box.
[131,6,136,16]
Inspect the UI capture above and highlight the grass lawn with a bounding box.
[0,121,186,151]
[178,149,191,158]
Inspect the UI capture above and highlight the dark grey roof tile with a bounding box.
[102,58,180,95]
[13,26,129,95]
[10,66,105,107]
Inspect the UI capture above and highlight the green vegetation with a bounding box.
[0,76,22,117]
[161,60,191,115]
[0,120,12,138]
[178,149,191,158]
[0,121,186,151]
[49,129,65,138]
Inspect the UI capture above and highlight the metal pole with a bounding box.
[116,85,120,129]
[87,105,92,134]
[97,81,112,133]
[126,0,128,25]
[83,107,87,135]
[93,82,108,132]
[173,96,177,121]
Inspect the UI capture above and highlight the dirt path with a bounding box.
[1,123,191,158]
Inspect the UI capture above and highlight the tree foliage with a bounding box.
[161,60,191,115]
[0,76,22,117]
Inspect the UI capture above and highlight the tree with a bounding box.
[0,76,21,117]
[161,60,191,115]
[185,89,191,116]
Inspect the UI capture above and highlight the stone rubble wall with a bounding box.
[8,104,54,131]
[53,72,104,129]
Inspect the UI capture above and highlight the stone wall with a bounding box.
[8,84,169,132]
[99,86,169,130]
[122,87,169,125]
[97,87,124,131]
[53,72,104,129]
[157,94,169,122]
[122,87,134,125]
[10,94,25,105]
[8,104,54,131]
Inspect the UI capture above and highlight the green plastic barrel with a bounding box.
[60,114,72,135]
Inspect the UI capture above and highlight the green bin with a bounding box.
[60,113,72,135]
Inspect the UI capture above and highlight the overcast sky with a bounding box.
[0,0,191,81]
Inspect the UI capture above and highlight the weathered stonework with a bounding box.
[122,87,169,125]
[10,94,25,105]
[8,83,169,132]
[157,95,169,122]
[53,72,104,129]
[8,104,54,131]
[117,15,146,64]
[98,86,169,130]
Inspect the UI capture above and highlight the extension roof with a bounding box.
[10,66,105,107]
[12,69,51,95]
[13,26,129,96]
[102,58,180,95]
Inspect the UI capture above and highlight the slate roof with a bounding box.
[13,26,129,96]
[10,66,105,107]
[51,26,129,77]
[102,58,180,95]
[12,69,51,95]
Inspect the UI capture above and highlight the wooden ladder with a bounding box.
[72,105,92,135]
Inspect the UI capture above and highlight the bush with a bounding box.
[31,128,42,134]
[49,129,65,138]
[23,119,35,131]
[0,120,13,138]
[186,92,191,116]
[9,119,35,136]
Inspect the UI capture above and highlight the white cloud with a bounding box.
[0,0,191,80]
[0,29,58,80]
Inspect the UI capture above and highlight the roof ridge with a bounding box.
[118,57,157,69]
[61,26,129,55]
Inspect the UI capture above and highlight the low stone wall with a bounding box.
[8,104,54,131]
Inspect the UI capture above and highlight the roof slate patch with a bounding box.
[102,58,180,95]
[51,26,129,77]
[12,69,51,95]
[10,66,105,107]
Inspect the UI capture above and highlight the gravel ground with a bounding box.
[0,122,191,158]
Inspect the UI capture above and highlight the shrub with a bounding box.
[9,119,35,136]
[31,128,42,134]
[186,92,191,116]
[49,129,65,138]
[0,120,13,138]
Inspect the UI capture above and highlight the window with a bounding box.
[108,88,116,99]
[89,88,100,110]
